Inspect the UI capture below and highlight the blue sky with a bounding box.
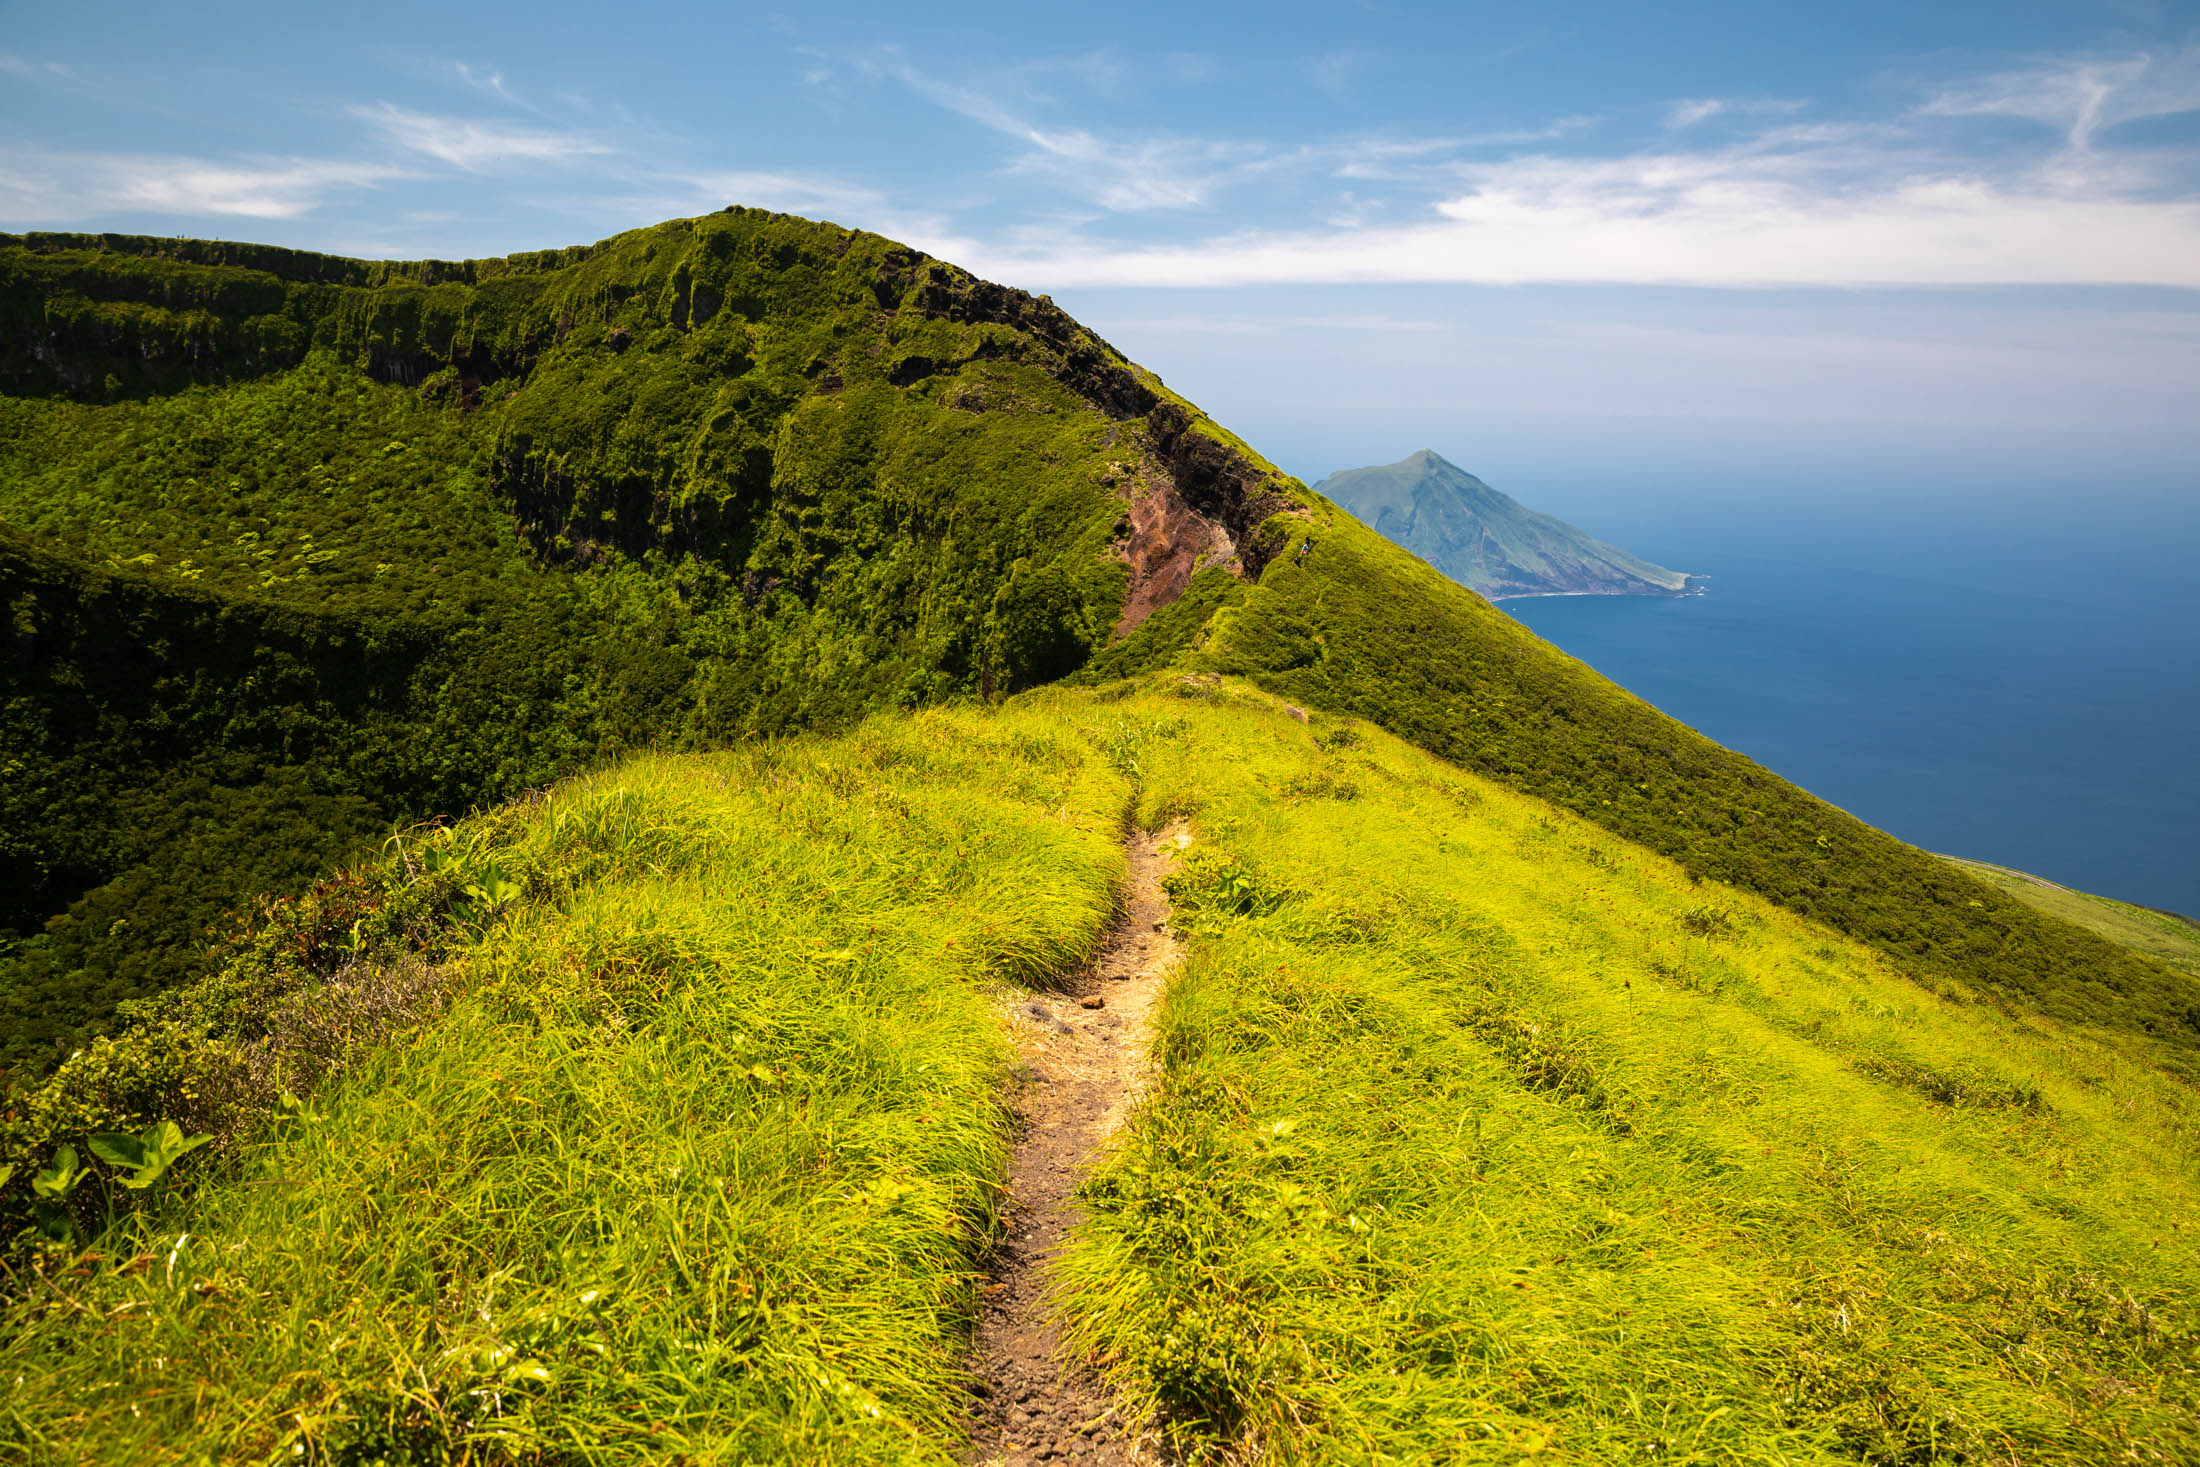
[5,0,2198,529]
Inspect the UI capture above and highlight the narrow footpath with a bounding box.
[965,822,1190,1466]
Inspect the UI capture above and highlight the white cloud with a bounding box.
[0,150,406,221]
[624,168,887,221]
[1089,312,1445,335]
[869,54,1262,211]
[1309,50,1373,98]
[954,154,2200,289]
[926,56,2200,290]
[1165,52,1221,84]
[0,53,70,79]
[1666,97,1804,130]
[355,102,611,171]
[1923,47,2200,149]
[451,62,516,103]
[872,53,1601,218]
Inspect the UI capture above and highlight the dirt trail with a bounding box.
[965,822,1190,1466]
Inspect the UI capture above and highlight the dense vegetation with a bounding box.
[1060,684,2200,1461]
[0,705,1128,1462]
[1945,855,2200,978]
[0,216,1173,1070]
[5,684,2194,1463]
[3,210,2191,1090]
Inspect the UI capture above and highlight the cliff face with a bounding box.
[1314,449,1700,600]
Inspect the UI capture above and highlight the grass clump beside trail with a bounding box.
[1059,680,2200,1464]
[0,705,1130,1464]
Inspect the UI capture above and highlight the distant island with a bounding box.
[1314,449,1704,601]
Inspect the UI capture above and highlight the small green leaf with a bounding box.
[89,1132,149,1171]
[32,1145,83,1200]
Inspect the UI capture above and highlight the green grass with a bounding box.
[1189,502,2200,1057]
[0,707,1129,1463]
[1058,681,2200,1463]
[8,212,2190,1087]
[1942,855,2200,978]
[1,215,1153,1066]
[4,682,2198,1463]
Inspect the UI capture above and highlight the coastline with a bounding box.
[1491,582,1706,603]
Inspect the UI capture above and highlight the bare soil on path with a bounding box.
[964,823,1189,1466]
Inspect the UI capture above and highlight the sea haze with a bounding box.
[1504,531,2200,917]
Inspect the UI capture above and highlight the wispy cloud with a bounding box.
[907,51,2200,290]
[1309,49,1375,98]
[870,52,1601,219]
[451,62,517,103]
[355,102,611,171]
[1922,47,2200,149]
[0,149,406,221]
[1667,99,1729,129]
[950,127,2200,288]
[0,52,71,79]
[1665,96,1808,130]
[1087,312,1445,335]
[866,52,1263,211]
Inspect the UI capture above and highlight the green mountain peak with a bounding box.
[1315,448,1701,599]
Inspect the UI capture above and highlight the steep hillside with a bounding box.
[1944,855,2200,978]
[0,216,1294,1069]
[2,213,2192,1084]
[1314,448,1700,599]
[5,685,2194,1464]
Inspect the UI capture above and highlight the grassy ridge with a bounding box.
[1,706,1128,1463]
[4,683,2197,1462]
[1185,507,2200,1055]
[7,209,2193,1092]
[1061,682,2200,1463]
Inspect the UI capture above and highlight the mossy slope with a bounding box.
[0,215,1250,1067]
[3,211,2191,1081]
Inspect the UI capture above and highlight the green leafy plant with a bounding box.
[30,1143,88,1240]
[422,845,525,930]
[87,1120,212,1191]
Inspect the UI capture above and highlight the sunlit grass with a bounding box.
[1062,680,2200,1463]
[1,711,1127,1464]
[1944,854,2200,977]
[6,681,2195,1464]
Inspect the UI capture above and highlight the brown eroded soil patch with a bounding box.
[1113,476,1234,638]
[965,822,1191,1465]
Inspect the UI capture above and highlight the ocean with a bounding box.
[1504,539,2200,916]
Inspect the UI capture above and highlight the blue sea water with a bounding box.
[1504,544,2200,916]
